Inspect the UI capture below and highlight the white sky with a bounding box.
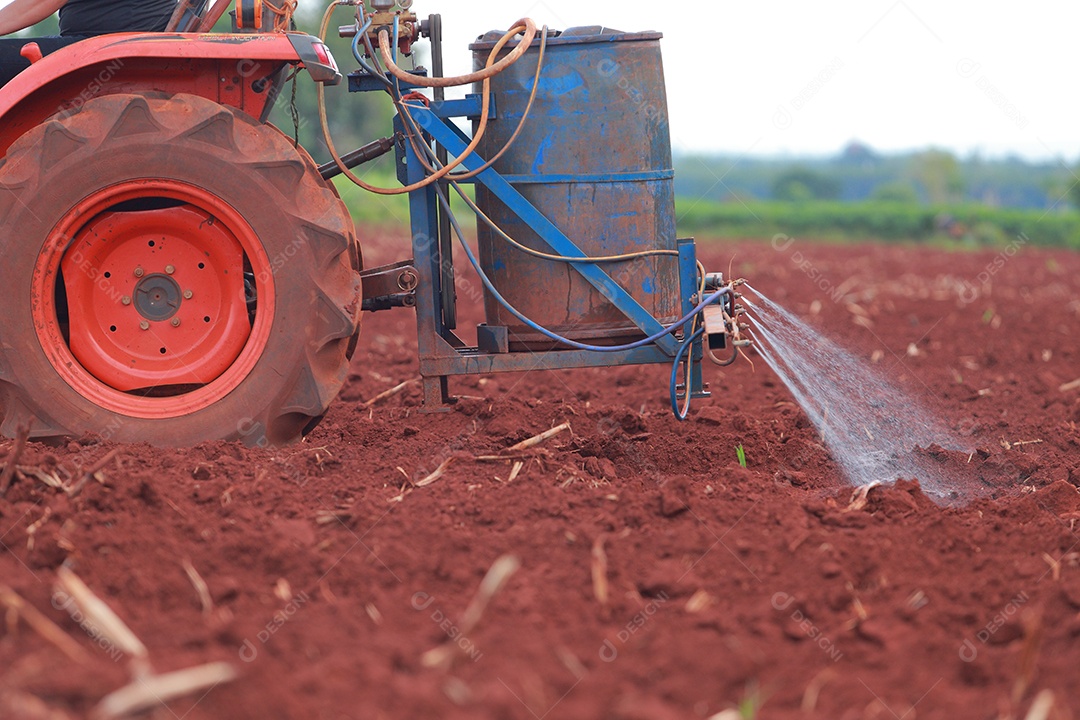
[4,0,1073,161]
[433,0,1076,162]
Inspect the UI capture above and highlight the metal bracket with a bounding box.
[348,67,428,93]
[703,305,728,350]
[360,260,418,312]
[477,325,509,354]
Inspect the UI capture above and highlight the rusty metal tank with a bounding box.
[470,27,680,347]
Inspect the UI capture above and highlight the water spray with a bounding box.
[741,285,966,499]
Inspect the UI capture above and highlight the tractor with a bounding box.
[0,0,749,448]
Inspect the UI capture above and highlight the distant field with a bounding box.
[675,199,1080,249]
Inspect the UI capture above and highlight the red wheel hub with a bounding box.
[32,180,277,419]
[62,205,250,392]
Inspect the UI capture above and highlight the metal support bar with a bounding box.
[690,340,710,399]
[677,239,697,318]
[430,13,456,331]
[428,95,492,120]
[403,116,455,410]
[348,68,428,93]
[676,239,709,399]
[421,375,451,410]
[422,344,677,377]
[497,170,675,185]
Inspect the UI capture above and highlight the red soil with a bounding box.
[2,236,1080,719]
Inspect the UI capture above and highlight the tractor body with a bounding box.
[0,31,339,155]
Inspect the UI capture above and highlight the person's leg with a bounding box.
[0,36,87,88]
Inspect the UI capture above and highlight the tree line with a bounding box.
[676,143,1079,213]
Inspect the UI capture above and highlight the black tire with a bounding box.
[0,93,362,446]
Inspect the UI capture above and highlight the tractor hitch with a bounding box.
[360,261,419,312]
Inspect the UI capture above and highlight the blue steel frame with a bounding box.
[391,94,708,409]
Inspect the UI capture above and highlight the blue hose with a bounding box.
[351,15,390,89]
[391,15,404,99]
[392,15,399,64]
[433,186,729,353]
[670,326,705,421]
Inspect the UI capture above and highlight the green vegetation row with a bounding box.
[332,189,1080,251]
[676,199,1080,249]
[677,147,1080,212]
[333,175,411,228]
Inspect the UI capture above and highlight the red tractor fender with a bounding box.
[0,31,340,157]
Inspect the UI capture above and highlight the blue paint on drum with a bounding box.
[535,71,584,97]
[530,132,556,176]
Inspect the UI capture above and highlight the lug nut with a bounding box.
[171,318,181,327]
[121,295,132,306]
[183,290,193,300]
[165,265,175,275]
[139,321,150,331]
[134,267,144,278]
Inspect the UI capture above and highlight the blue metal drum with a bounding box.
[470,28,680,347]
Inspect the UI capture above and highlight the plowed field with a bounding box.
[3,236,1079,720]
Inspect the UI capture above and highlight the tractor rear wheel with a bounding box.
[0,93,362,446]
